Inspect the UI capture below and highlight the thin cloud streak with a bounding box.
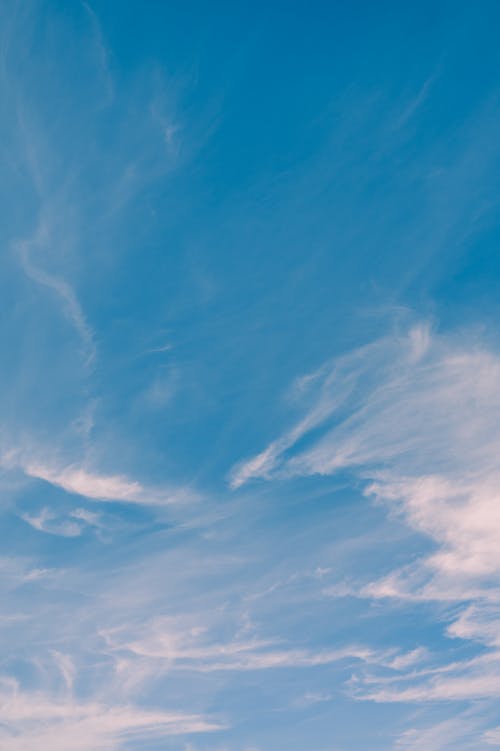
[24,462,195,505]
[15,221,96,367]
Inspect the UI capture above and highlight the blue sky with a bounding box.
[1,1,500,749]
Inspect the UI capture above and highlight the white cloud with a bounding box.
[231,323,500,589]
[18,460,195,506]
[0,556,53,588]
[293,691,332,708]
[484,727,500,746]
[349,649,500,707]
[50,651,76,691]
[0,680,222,751]
[21,507,82,537]
[396,716,479,751]
[387,647,429,671]
[231,323,500,488]
[15,217,96,367]
[362,670,500,703]
[103,615,380,673]
[230,324,500,703]
[447,604,500,648]
[70,507,102,527]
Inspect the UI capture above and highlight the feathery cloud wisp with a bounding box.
[0,681,222,751]
[23,461,195,505]
[231,324,500,704]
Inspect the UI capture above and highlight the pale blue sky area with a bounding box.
[1,2,500,750]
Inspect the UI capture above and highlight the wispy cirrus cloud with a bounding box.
[23,461,194,505]
[355,652,500,703]
[14,216,97,367]
[230,324,500,592]
[484,726,500,746]
[0,444,196,507]
[396,715,482,751]
[21,507,83,538]
[231,323,500,708]
[0,678,222,751]
[101,613,405,675]
[20,506,105,538]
